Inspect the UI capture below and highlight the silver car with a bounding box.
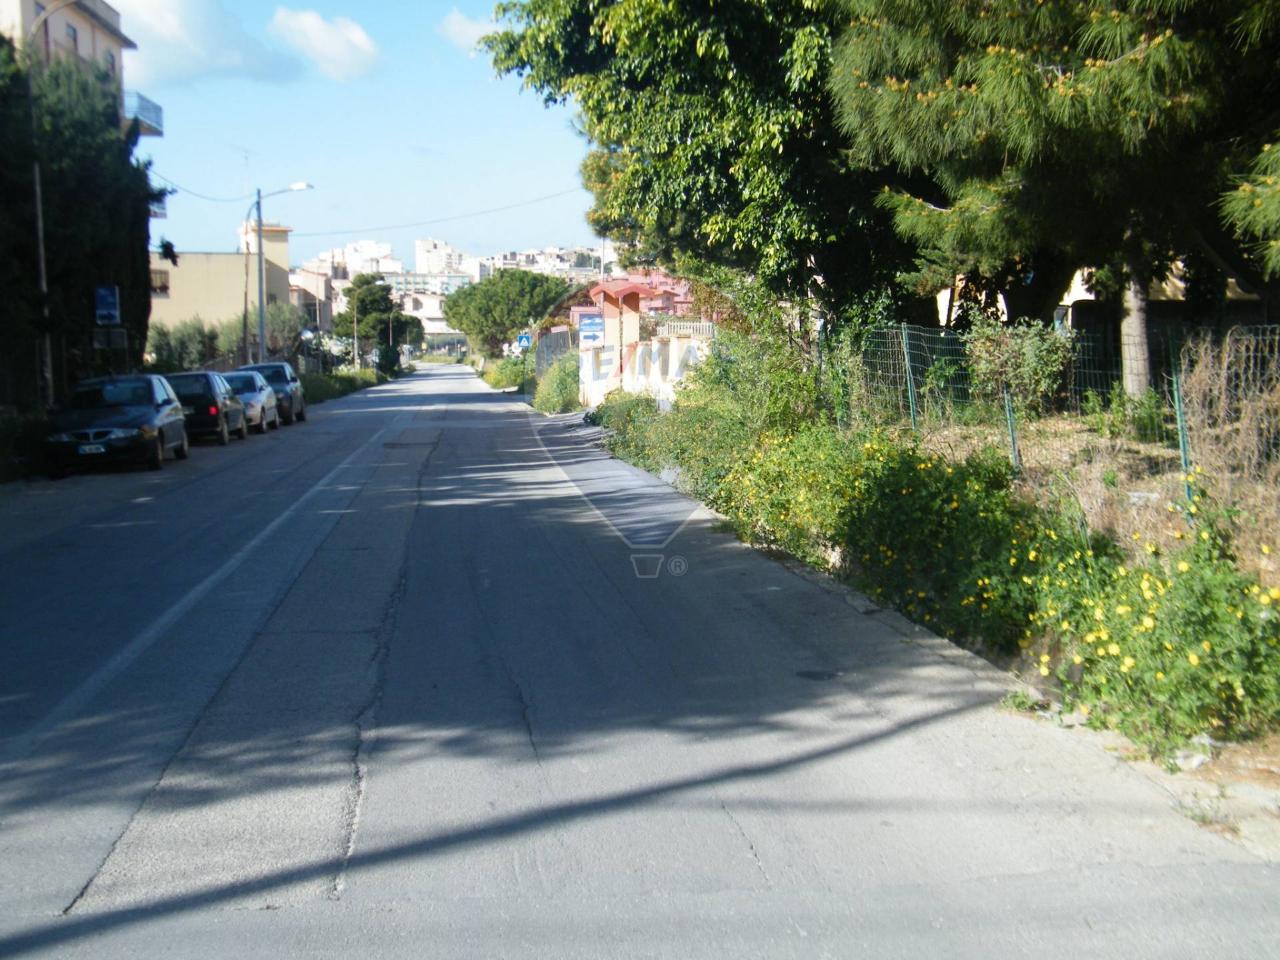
[222,371,279,434]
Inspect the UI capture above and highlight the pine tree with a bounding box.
[830,0,1280,390]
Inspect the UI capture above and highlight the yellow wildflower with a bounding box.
[1188,653,1200,666]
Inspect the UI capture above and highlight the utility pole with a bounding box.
[24,1,80,407]
[256,189,267,363]
[353,294,360,369]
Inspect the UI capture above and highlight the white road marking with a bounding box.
[0,423,397,768]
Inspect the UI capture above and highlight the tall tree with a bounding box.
[486,0,923,324]
[830,0,1280,390]
[0,39,158,407]
[334,274,418,360]
[443,269,568,357]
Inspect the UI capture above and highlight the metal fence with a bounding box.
[535,327,577,378]
[823,323,1280,578]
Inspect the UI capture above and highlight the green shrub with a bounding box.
[1,413,51,481]
[533,352,581,413]
[1040,509,1280,753]
[482,354,533,391]
[301,368,382,404]
[1082,385,1174,444]
[591,390,664,470]
[963,314,1074,414]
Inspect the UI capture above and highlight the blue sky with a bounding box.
[115,1,596,265]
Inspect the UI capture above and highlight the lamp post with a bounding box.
[244,182,312,363]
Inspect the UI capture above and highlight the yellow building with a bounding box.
[149,224,293,330]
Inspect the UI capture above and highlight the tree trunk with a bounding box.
[1121,265,1151,396]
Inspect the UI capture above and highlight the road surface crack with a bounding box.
[329,437,437,900]
[719,799,772,887]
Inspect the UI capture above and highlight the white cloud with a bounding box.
[438,9,494,56]
[267,8,379,81]
[113,0,299,87]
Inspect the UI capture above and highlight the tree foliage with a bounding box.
[486,0,919,319]
[829,0,1280,315]
[0,39,160,408]
[334,274,419,357]
[442,268,568,357]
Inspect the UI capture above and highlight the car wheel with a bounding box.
[217,417,230,446]
[237,414,249,440]
[295,401,306,422]
[256,410,269,434]
[174,429,190,460]
[149,434,164,471]
[283,404,295,425]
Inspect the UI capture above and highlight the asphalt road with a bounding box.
[0,365,1275,958]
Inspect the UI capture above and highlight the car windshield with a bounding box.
[224,374,258,393]
[70,380,152,409]
[167,376,211,401]
[260,368,289,385]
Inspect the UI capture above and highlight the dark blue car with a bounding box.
[46,375,189,475]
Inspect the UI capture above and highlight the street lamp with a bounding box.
[244,182,313,363]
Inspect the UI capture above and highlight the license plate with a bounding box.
[78,443,105,455]
[181,406,193,414]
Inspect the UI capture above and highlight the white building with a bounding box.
[414,238,465,275]
[304,240,403,279]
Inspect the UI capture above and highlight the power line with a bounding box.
[151,172,251,204]
[290,188,584,238]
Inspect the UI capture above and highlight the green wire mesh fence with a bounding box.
[821,322,1279,579]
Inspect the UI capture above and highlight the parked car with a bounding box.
[165,371,248,445]
[222,370,279,434]
[240,362,306,424]
[46,374,189,474]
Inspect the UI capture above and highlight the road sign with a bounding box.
[579,313,604,345]
[94,285,121,326]
[516,332,533,350]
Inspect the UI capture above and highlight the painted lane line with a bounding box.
[0,422,400,769]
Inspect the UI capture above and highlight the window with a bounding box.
[65,22,77,52]
[150,269,170,295]
[105,51,115,75]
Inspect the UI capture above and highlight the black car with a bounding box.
[46,375,189,474]
[166,371,248,445]
[240,362,306,424]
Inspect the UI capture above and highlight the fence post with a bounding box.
[1171,364,1193,503]
[1003,388,1022,473]
[900,323,919,431]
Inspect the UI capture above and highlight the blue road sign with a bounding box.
[94,286,121,326]
[579,313,604,344]
[517,332,533,349]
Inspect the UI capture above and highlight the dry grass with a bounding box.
[917,416,1192,566]
[1181,329,1280,581]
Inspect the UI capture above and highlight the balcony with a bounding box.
[123,91,163,137]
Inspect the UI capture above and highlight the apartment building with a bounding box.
[0,0,163,137]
